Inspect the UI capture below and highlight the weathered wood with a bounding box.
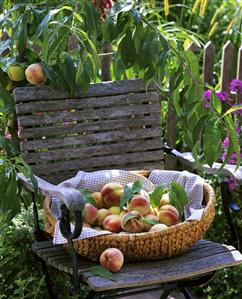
[14,78,156,102]
[31,151,163,175]
[16,92,159,115]
[32,239,242,292]
[101,41,112,81]
[23,138,163,163]
[203,41,215,85]
[41,161,164,184]
[18,103,160,127]
[165,106,177,170]
[221,41,234,91]
[19,115,160,139]
[20,127,162,151]
[187,42,199,52]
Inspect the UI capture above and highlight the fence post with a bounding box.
[101,41,112,81]
[203,41,215,85]
[221,41,234,91]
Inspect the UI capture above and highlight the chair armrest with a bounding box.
[18,173,84,211]
[162,146,242,184]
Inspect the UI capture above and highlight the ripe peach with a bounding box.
[25,63,46,85]
[101,182,124,208]
[103,215,122,233]
[97,208,111,227]
[121,211,144,233]
[92,192,105,209]
[100,248,124,272]
[157,204,179,226]
[159,193,170,207]
[149,223,168,232]
[83,203,98,225]
[109,206,121,215]
[141,214,159,232]
[127,195,150,216]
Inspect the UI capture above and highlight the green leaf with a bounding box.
[120,30,136,68]
[131,180,142,193]
[140,218,159,226]
[120,184,133,210]
[89,265,116,281]
[203,120,221,167]
[149,185,164,208]
[211,91,222,114]
[169,182,188,217]
[120,180,142,210]
[222,105,242,117]
[122,212,137,226]
[78,188,97,207]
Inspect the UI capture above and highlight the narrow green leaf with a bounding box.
[122,213,137,226]
[89,265,116,281]
[149,185,164,208]
[131,180,142,194]
[169,182,188,217]
[140,218,159,226]
[203,120,221,167]
[222,105,242,117]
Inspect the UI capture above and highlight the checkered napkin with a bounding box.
[52,169,205,244]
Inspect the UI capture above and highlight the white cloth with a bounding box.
[52,169,205,244]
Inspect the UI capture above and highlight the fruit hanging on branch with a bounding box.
[7,65,25,82]
[25,63,46,85]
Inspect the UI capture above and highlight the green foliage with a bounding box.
[149,185,165,208]
[0,208,90,298]
[120,180,142,209]
[89,265,116,281]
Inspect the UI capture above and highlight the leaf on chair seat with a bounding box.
[89,265,117,281]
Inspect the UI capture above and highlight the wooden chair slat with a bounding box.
[14,78,155,102]
[18,103,160,127]
[16,92,159,114]
[20,115,160,139]
[31,151,163,175]
[23,138,163,163]
[20,127,162,151]
[32,239,242,292]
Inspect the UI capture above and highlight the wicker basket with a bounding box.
[44,171,215,262]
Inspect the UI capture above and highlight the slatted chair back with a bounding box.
[14,79,163,184]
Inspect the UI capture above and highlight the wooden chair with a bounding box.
[14,78,242,299]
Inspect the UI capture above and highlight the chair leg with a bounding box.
[159,289,176,299]
[39,258,57,299]
[181,287,193,299]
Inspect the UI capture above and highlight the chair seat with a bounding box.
[32,239,242,293]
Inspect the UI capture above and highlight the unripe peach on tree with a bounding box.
[100,248,124,273]
[7,65,25,82]
[25,63,46,85]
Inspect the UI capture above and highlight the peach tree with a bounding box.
[0,0,241,222]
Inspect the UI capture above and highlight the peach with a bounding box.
[100,248,124,272]
[103,215,122,233]
[149,223,168,232]
[25,63,46,85]
[97,208,111,227]
[121,211,144,233]
[127,195,150,216]
[120,210,127,218]
[159,193,170,207]
[92,192,105,209]
[7,65,25,81]
[109,206,121,215]
[157,204,179,226]
[141,214,159,232]
[83,203,98,225]
[101,182,124,208]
